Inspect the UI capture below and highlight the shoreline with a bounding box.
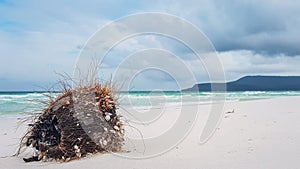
[1,95,299,117]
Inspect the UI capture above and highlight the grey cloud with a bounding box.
[202,0,300,55]
[149,0,300,56]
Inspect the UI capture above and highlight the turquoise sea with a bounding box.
[1,91,300,116]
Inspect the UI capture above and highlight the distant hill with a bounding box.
[183,76,300,91]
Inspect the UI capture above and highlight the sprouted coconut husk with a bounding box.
[18,83,124,162]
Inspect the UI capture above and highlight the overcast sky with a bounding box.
[0,0,300,91]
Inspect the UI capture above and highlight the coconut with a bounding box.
[20,84,124,162]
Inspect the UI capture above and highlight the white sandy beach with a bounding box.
[0,96,299,169]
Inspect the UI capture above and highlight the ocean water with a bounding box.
[1,91,300,116]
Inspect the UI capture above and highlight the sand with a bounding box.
[0,96,299,169]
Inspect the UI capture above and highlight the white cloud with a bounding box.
[218,50,300,81]
[1,0,300,90]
